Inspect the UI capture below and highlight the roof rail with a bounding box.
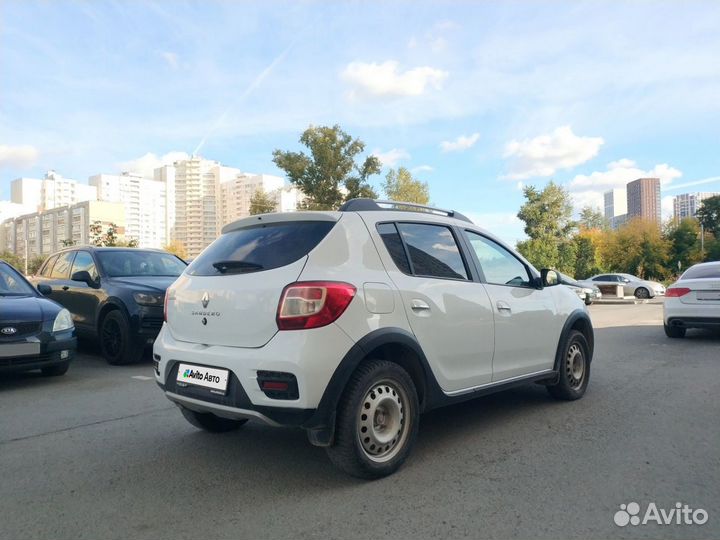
[338,198,473,224]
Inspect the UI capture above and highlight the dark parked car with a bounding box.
[0,260,76,376]
[30,247,186,365]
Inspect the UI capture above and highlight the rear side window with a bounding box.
[681,265,720,279]
[40,255,59,277]
[396,223,468,280]
[188,221,335,276]
[376,223,411,274]
[50,252,75,279]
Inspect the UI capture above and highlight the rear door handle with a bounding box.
[496,301,512,313]
[411,299,430,311]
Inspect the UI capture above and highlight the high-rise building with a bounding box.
[673,192,720,223]
[11,171,97,212]
[0,200,125,258]
[603,188,628,230]
[219,173,284,227]
[89,172,167,248]
[627,177,661,224]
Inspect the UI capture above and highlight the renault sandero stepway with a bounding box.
[155,199,594,478]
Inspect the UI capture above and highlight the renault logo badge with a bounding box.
[201,292,210,309]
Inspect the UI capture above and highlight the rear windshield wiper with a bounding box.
[211,260,264,274]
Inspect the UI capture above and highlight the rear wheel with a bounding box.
[664,324,686,338]
[180,407,248,432]
[41,361,70,377]
[547,330,590,401]
[100,310,144,365]
[635,287,650,299]
[326,359,419,479]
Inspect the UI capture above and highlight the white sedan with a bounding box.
[664,261,720,338]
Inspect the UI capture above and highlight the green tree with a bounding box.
[90,221,137,247]
[272,124,380,210]
[666,218,701,274]
[696,195,720,234]
[163,240,188,260]
[578,206,607,230]
[382,167,430,204]
[0,251,24,270]
[602,219,669,279]
[60,239,76,247]
[26,256,46,275]
[249,188,278,215]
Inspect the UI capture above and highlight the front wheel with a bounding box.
[100,310,144,365]
[180,407,248,432]
[326,360,419,479]
[635,287,650,299]
[664,324,686,338]
[547,330,590,401]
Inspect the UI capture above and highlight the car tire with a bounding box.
[41,361,70,377]
[326,359,420,479]
[664,324,686,338]
[100,310,144,365]
[634,287,650,299]
[180,407,248,432]
[547,330,590,401]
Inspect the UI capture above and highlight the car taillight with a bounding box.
[277,281,356,330]
[666,287,691,297]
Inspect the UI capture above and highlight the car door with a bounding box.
[375,222,495,393]
[461,230,559,381]
[64,250,102,333]
[41,251,76,309]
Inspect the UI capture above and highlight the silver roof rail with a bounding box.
[338,198,473,224]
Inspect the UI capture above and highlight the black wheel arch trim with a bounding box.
[553,309,594,374]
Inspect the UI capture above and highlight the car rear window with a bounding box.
[187,221,335,276]
[681,265,720,280]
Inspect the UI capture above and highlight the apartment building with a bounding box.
[0,200,125,258]
[89,172,167,248]
[218,173,284,227]
[11,171,97,212]
[673,192,720,223]
[627,177,661,224]
[603,188,628,230]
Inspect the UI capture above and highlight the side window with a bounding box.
[396,223,468,280]
[464,231,532,288]
[71,251,99,281]
[50,252,76,279]
[40,255,59,277]
[593,275,610,281]
[376,223,411,274]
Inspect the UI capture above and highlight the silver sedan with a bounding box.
[581,273,666,299]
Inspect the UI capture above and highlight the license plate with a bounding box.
[176,363,229,394]
[697,291,720,301]
[0,342,41,358]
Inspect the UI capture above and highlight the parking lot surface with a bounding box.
[1,300,718,539]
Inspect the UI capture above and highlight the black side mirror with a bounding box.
[37,284,52,295]
[541,269,560,287]
[71,270,98,287]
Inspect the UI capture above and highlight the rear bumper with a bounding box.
[664,300,720,328]
[665,317,720,329]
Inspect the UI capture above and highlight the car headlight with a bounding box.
[53,308,74,332]
[133,292,164,306]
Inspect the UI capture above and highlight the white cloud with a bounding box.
[440,132,480,152]
[503,126,604,180]
[567,160,683,210]
[661,195,675,220]
[160,51,179,69]
[341,61,448,99]
[411,165,434,174]
[117,151,190,178]
[0,144,39,168]
[372,148,410,167]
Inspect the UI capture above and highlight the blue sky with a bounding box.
[1,1,719,243]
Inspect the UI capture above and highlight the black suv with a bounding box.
[31,247,186,364]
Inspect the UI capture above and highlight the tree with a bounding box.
[382,167,430,204]
[665,218,702,274]
[60,239,76,247]
[573,229,606,279]
[601,219,670,279]
[272,124,380,210]
[696,195,720,234]
[249,188,278,215]
[163,240,188,260]
[0,251,24,270]
[90,221,137,247]
[26,256,46,275]
[578,206,607,231]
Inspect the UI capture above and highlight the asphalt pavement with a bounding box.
[1,300,718,539]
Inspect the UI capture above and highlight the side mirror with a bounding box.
[37,284,52,295]
[541,269,560,287]
[71,270,98,287]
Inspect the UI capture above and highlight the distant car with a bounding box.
[0,260,76,376]
[585,273,665,299]
[558,272,602,305]
[663,261,720,338]
[30,247,186,365]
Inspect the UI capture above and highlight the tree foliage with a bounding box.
[90,221,137,247]
[578,206,608,231]
[665,218,702,273]
[249,188,278,215]
[272,125,380,210]
[163,240,188,260]
[696,195,720,234]
[601,219,670,279]
[382,167,430,205]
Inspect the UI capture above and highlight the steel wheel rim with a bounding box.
[102,319,122,356]
[566,343,585,389]
[357,379,409,463]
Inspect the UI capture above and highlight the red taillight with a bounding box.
[666,287,691,297]
[277,281,356,330]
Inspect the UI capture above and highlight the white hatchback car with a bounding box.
[664,261,720,338]
[154,199,594,478]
